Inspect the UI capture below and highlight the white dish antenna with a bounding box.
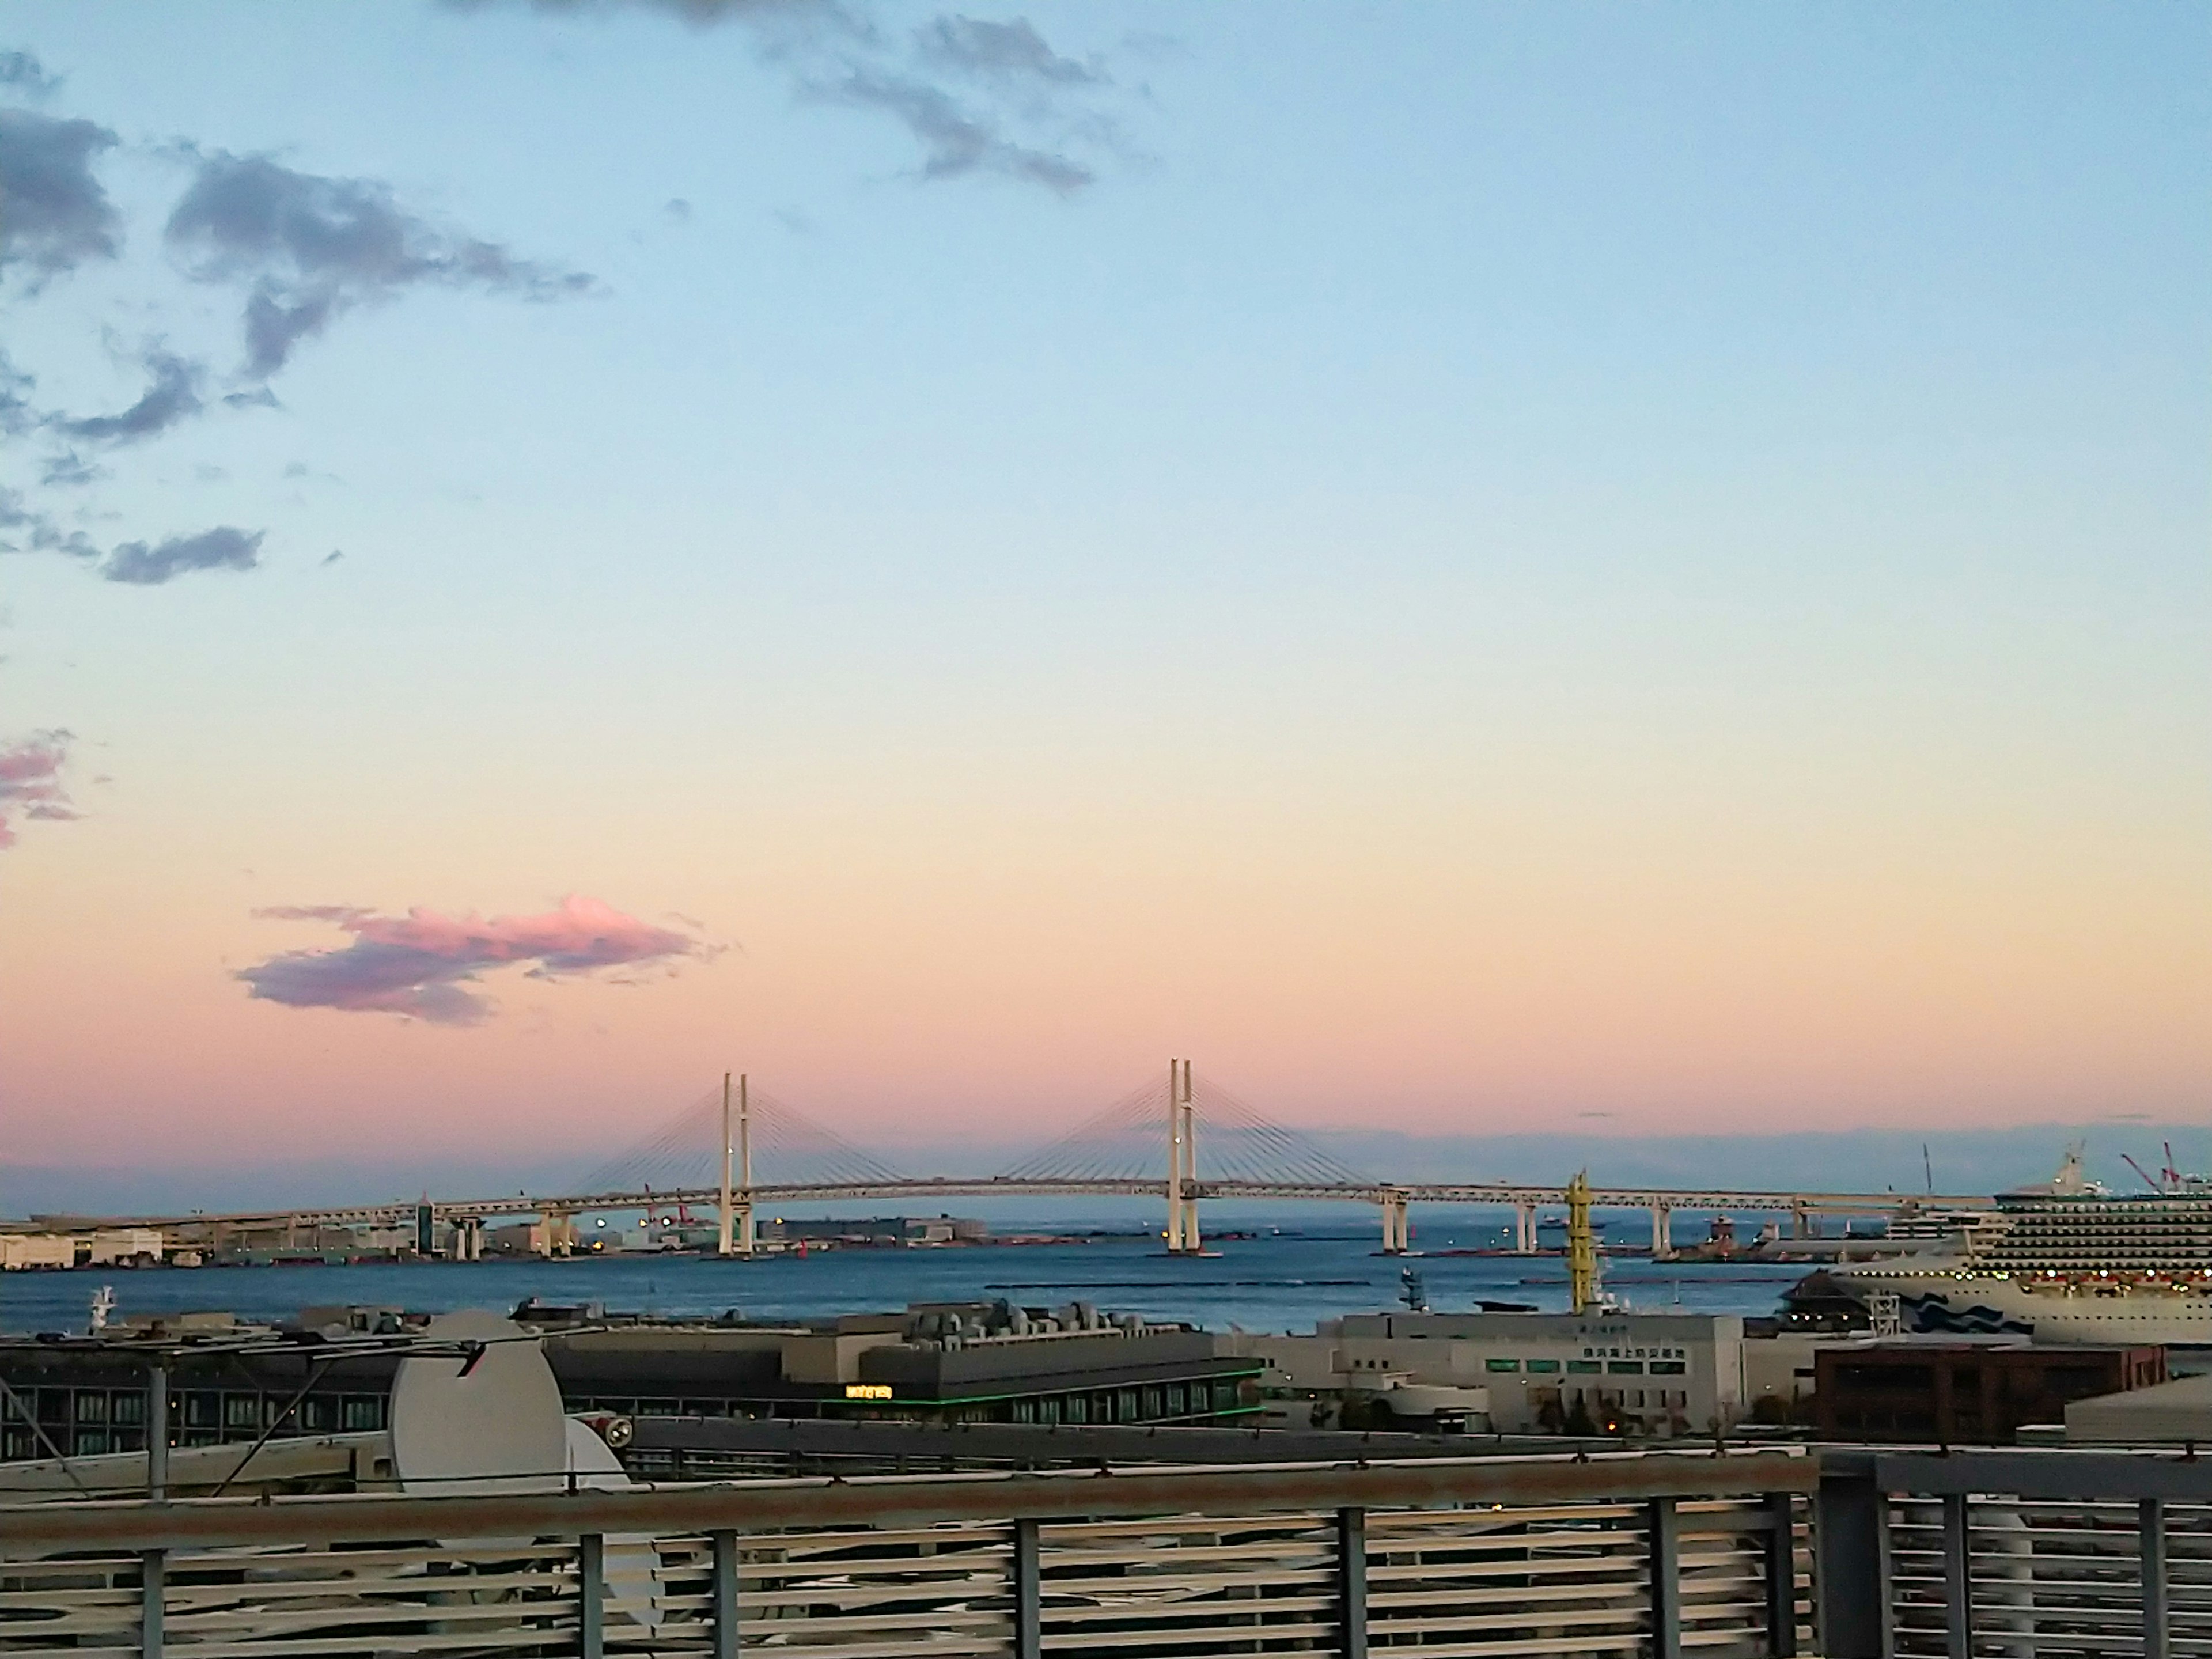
[389,1309,569,1495]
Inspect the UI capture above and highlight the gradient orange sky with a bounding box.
[2,4,2207,1179]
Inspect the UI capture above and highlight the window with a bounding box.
[1607,1361,1644,1376]
[1485,1358,1521,1373]
[225,1395,261,1429]
[341,1396,384,1432]
[1650,1361,1686,1376]
[1526,1359,1562,1374]
[111,1391,145,1427]
[1037,1397,1061,1425]
[1567,1360,1602,1374]
[74,1429,108,1456]
[1142,1388,1164,1419]
[300,1396,338,1432]
[74,1392,108,1424]
[1167,1384,1187,1415]
[1065,1396,1089,1424]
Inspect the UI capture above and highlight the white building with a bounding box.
[0,1234,74,1271]
[1228,1310,1745,1438]
[83,1229,165,1266]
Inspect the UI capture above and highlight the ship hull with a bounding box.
[1835,1265,2212,1347]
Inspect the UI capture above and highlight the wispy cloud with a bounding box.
[237,895,712,1024]
[0,729,81,849]
[0,48,57,97]
[165,150,598,379]
[0,56,596,581]
[100,525,263,585]
[53,346,204,444]
[451,3,1129,196]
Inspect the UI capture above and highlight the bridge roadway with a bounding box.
[63,1175,1997,1237]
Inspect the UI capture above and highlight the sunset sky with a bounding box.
[3,3,2207,1190]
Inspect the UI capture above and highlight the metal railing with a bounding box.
[1,1450,1815,1659]
[1819,1447,2212,1659]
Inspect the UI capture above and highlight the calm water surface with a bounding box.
[0,1228,1809,1336]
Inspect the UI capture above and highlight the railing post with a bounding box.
[1014,1518,1041,1659]
[146,1363,168,1503]
[712,1529,740,1659]
[578,1533,605,1659]
[1337,1505,1368,1659]
[140,1549,164,1659]
[1940,1493,1971,1659]
[1817,1460,1891,1659]
[1649,1496,1681,1659]
[1763,1491,1798,1658]
[2142,1498,2169,1659]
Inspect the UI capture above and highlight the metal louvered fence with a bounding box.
[2,1452,1812,1659]
[15,1446,2212,1658]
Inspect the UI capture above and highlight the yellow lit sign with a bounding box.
[844,1384,892,1400]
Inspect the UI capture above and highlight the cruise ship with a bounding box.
[1833,1147,2212,1348]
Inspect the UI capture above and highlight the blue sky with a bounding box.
[1,3,2206,1183]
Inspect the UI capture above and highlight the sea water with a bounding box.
[0,1225,1808,1336]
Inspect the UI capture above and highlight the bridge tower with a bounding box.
[1164,1058,1202,1255]
[717,1073,756,1257]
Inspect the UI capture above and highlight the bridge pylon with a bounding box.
[717,1073,756,1257]
[1164,1058,1203,1255]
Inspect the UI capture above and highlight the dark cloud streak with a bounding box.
[99,526,263,585]
[165,150,597,377]
[452,2,1119,195]
[54,348,204,444]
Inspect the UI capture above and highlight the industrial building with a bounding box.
[1224,1309,1745,1438]
[1815,1339,2165,1443]
[0,1298,1258,1464]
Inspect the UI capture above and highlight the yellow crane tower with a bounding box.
[1566,1169,1600,1314]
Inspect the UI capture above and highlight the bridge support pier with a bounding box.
[1378,1190,1411,1255]
[1512,1202,1539,1255]
[1650,1204,1676,1263]
[1791,1205,1812,1241]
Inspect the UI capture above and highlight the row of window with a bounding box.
[0,1389,386,1460]
[1486,1358,1689,1377]
[568,1379,1246,1428]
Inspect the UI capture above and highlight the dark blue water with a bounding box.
[0,1225,1808,1336]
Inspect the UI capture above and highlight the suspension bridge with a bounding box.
[52,1062,1994,1262]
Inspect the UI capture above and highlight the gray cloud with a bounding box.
[0,108,122,281]
[54,347,204,444]
[100,525,263,585]
[0,50,57,96]
[0,351,32,435]
[454,2,1119,195]
[916,17,1102,86]
[825,67,1091,193]
[165,150,597,377]
[39,450,102,487]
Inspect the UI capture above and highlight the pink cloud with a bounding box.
[0,730,81,849]
[238,895,710,1025]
